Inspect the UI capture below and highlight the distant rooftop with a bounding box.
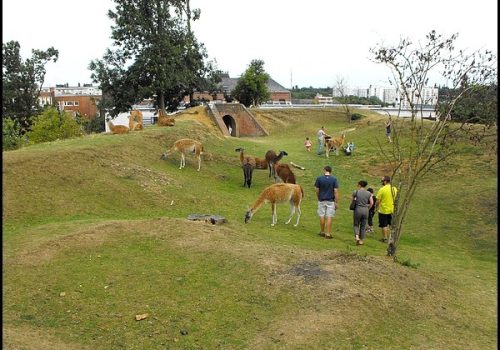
[220,76,289,93]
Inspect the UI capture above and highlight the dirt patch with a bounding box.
[3,324,89,350]
[288,260,331,283]
[4,221,140,267]
[108,161,176,194]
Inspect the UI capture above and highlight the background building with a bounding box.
[332,85,439,108]
[38,83,102,119]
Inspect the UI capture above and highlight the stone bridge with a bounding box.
[207,103,268,137]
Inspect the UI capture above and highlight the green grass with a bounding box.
[3,107,497,349]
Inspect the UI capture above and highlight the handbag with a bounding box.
[349,191,358,210]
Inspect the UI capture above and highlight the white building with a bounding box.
[333,85,439,107]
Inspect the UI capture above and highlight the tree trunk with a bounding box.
[158,91,166,114]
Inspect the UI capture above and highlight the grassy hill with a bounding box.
[2,106,497,349]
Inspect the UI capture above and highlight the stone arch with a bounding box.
[223,115,236,136]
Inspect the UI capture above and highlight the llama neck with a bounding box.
[250,194,267,213]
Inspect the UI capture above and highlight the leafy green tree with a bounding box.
[3,118,26,150]
[2,41,59,132]
[291,86,332,99]
[27,107,82,144]
[89,0,216,115]
[371,30,497,258]
[439,84,497,126]
[232,59,271,107]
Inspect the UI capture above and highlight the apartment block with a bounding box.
[38,83,102,119]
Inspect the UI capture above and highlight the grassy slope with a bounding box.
[2,106,497,349]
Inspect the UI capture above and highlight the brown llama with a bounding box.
[235,147,268,169]
[265,150,288,179]
[156,109,175,127]
[242,157,254,188]
[326,133,346,157]
[161,138,204,171]
[274,163,296,184]
[244,183,303,227]
[128,109,144,131]
[107,119,129,134]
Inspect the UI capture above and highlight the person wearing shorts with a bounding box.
[314,165,339,239]
[375,175,398,243]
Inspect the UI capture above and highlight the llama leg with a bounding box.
[285,203,295,225]
[180,153,185,169]
[294,205,301,226]
[271,203,276,226]
[197,155,201,171]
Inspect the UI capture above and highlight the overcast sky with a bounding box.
[2,0,498,89]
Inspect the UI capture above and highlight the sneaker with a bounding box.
[325,234,333,239]
[379,238,388,243]
[318,232,325,237]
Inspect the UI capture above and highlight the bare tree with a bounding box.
[333,76,351,123]
[370,30,497,258]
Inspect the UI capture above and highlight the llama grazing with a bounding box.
[107,119,129,134]
[274,163,296,184]
[128,109,144,131]
[235,147,268,169]
[156,109,175,127]
[242,157,254,188]
[265,150,288,179]
[244,183,303,226]
[326,133,346,157]
[161,138,204,171]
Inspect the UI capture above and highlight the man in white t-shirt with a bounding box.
[317,126,326,155]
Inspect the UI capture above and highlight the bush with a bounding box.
[27,107,83,144]
[3,118,26,150]
[77,113,105,134]
[351,113,364,120]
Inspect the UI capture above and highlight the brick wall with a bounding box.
[56,96,101,119]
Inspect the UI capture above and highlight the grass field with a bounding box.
[2,106,497,349]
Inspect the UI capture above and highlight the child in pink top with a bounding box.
[304,137,312,152]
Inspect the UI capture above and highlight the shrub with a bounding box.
[351,113,364,120]
[3,118,26,150]
[27,107,83,144]
[76,113,106,134]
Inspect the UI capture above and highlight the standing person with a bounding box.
[314,165,339,239]
[366,188,376,233]
[317,126,326,154]
[304,137,312,152]
[351,181,373,245]
[385,119,392,143]
[228,125,233,136]
[375,176,398,243]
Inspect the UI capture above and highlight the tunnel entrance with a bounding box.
[222,115,236,136]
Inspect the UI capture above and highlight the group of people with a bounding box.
[305,126,354,155]
[306,120,397,244]
[306,118,392,155]
[314,166,398,246]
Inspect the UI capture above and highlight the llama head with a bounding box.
[160,153,168,160]
[235,147,244,152]
[244,208,253,223]
[280,150,288,157]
